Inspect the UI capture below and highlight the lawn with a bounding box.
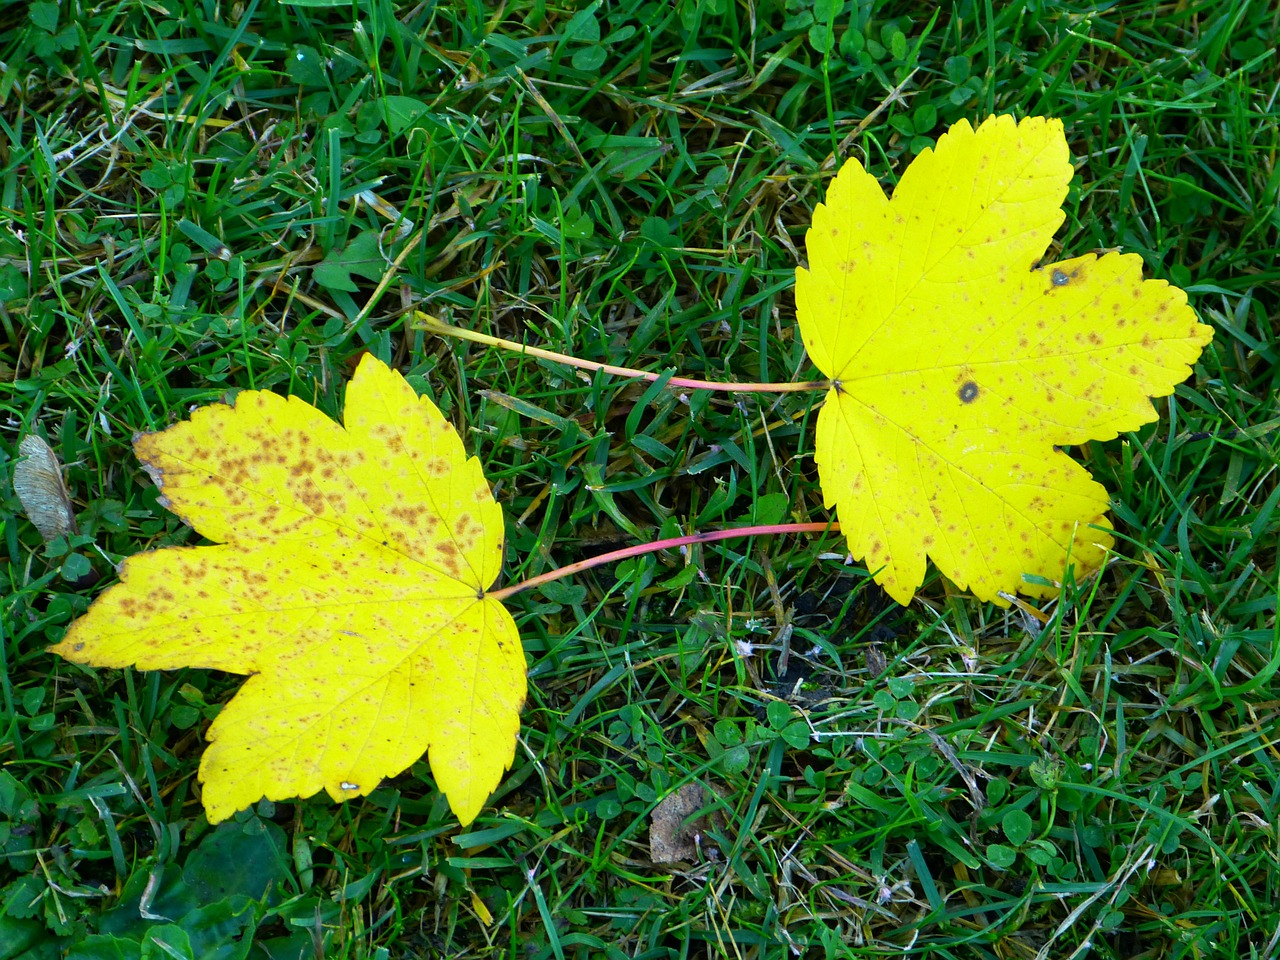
[2,1,1279,958]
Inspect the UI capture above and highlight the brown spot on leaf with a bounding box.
[298,490,326,514]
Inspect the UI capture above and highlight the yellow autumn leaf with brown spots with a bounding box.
[795,115,1213,605]
[51,355,522,826]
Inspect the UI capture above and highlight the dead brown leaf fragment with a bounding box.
[649,782,724,864]
[13,435,78,542]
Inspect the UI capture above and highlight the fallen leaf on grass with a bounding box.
[51,356,524,826]
[795,114,1213,605]
[649,782,724,864]
[13,434,78,542]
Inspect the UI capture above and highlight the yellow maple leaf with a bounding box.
[51,355,523,825]
[795,115,1213,605]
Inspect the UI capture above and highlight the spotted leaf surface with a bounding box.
[796,115,1213,605]
[51,355,522,825]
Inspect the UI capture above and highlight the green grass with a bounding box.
[2,0,1279,958]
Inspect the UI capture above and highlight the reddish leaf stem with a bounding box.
[487,522,841,602]
[415,313,831,394]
